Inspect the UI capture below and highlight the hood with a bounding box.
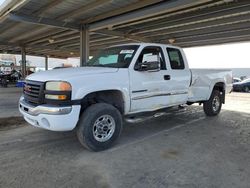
[26,67,118,82]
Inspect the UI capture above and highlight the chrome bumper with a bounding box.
[19,97,72,116]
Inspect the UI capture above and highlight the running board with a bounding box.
[124,105,187,124]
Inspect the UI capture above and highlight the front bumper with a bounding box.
[19,97,81,131]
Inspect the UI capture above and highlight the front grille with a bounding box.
[23,80,45,105]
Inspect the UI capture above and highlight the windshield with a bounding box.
[85,45,139,68]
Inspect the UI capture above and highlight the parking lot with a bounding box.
[0,88,249,188]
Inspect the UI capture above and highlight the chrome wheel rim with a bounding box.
[212,96,220,112]
[93,115,115,142]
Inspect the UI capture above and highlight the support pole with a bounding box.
[21,46,26,78]
[80,24,89,66]
[45,55,48,70]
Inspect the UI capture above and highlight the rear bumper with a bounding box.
[19,96,81,131]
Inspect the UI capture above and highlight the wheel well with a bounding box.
[80,90,125,114]
[213,82,225,103]
[213,82,225,92]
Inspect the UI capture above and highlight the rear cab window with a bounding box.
[166,47,185,70]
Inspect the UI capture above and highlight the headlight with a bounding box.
[45,81,71,91]
[45,81,71,101]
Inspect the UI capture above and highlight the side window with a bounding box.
[136,46,166,70]
[167,48,185,70]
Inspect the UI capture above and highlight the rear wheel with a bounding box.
[76,103,123,152]
[203,90,222,116]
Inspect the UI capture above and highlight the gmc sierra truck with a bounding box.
[19,43,232,151]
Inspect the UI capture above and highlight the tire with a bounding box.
[243,86,249,93]
[76,103,123,152]
[203,90,222,116]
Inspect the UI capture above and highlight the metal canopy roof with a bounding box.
[0,0,250,58]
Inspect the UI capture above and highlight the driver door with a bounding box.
[129,46,172,113]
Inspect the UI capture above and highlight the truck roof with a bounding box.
[109,43,177,48]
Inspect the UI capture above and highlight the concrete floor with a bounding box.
[0,89,250,188]
[0,87,22,118]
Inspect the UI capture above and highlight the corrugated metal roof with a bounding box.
[0,0,249,58]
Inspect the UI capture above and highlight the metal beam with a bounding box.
[177,35,250,48]
[154,20,250,42]
[90,38,130,47]
[111,0,237,30]
[60,37,130,49]
[41,34,115,47]
[8,13,80,30]
[33,0,63,16]
[9,0,110,44]
[132,2,250,35]
[57,0,112,20]
[88,0,214,31]
[80,25,89,66]
[45,56,48,70]
[3,0,64,42]
[0,40,78,56]
[21,46,26,78]
[0,23,22,36]
[141,13,250,38]
[8,0,110,44]
[10,27,54,43]
[95,29,151,42]
[53,35,120,49]
[174,28,250,44]
[84,0,163,23]
[43,33,80,46]
[89,40,135,50]
[26,30,75,45]
[0,0,32,35]
[0,0,31,22]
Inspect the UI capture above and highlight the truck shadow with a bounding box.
[1,105,249,154]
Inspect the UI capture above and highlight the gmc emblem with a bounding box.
[24,85,32,92]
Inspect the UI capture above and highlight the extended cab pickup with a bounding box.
[19,43,232,151]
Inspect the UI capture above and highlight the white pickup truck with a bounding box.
[19,43,232,151]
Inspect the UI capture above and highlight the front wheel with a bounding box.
[203,90,222,116]
[76,103,123,152]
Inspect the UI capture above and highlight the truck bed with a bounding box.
[188,69,232,102]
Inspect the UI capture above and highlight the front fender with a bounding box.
[69,69,130,114]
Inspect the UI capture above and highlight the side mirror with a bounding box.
[135,55,161,72]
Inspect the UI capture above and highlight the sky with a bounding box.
[0,0,5,6]
[184,42,250,68]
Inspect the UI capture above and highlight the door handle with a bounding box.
[164,75,171,80]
